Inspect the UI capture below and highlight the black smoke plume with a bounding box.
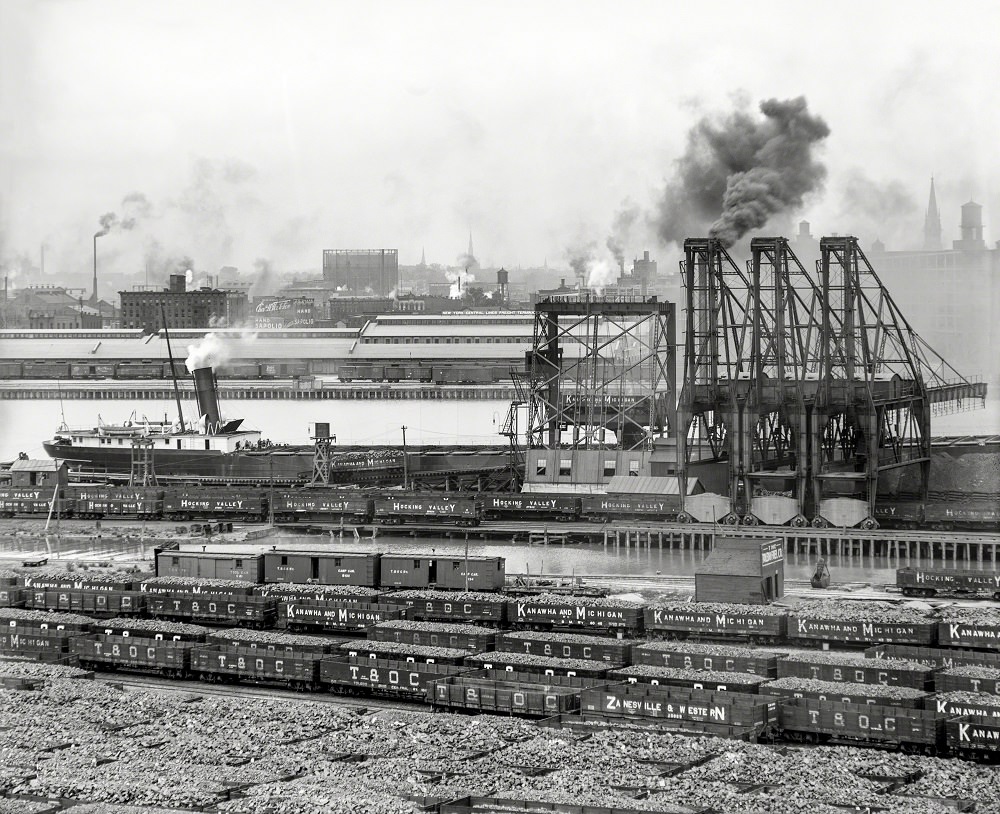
[654,96,830,248]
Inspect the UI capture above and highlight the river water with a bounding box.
[2,393,998,461]
[0,395,515,459]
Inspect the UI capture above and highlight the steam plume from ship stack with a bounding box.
[184,330,257,433]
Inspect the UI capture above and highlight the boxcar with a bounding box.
[379,555,504,590]
[580,495,681,523]
[374,496,480,526]
[70,363,117,379]
[153,552,265,583]
[270,491,373,524]
[433,557,506,591]
[22,362,71,379]
[480,494,579,522]
[320,655,466,698]
[115,362,162,379]
[263,550,379,586]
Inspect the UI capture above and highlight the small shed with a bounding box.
[8,459,69,489]
[695,536,784,605]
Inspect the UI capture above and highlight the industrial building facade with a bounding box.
[119,275,248,331]
[322,249,398,297]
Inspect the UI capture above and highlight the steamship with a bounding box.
[42,366,403,483]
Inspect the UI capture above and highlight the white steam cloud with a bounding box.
[185,329,258,372]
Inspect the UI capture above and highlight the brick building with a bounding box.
[119,274,247,331]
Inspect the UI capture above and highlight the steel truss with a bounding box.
[526,296,676,451]
[677,234,986,529]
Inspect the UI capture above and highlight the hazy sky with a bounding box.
[1,0,997,284]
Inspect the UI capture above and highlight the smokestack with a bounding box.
[192,367,222,432]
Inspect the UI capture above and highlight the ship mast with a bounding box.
[160,303,187,433]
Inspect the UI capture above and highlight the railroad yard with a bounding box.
[3,550,1000,813]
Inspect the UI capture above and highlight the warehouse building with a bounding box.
[120,274,248,331]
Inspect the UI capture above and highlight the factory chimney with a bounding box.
[192,367,222,433]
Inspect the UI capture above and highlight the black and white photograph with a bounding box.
[1,0,999,811]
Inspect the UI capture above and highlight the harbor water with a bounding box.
[2,392,998,461]
[0,394,515,460]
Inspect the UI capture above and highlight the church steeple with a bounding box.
[419,247,426,267]
[923,177,942,251]
[463,232,478,269]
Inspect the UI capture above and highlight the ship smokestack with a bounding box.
[192,367,222,432]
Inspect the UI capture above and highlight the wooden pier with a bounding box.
[299,519,1000,565]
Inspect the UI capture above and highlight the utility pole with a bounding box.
[401,425,408,488]
[269,456,275,526]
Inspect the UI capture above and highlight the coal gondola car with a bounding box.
[0,487,70,518]
[480,494,580,522]
[68,486,164,520]
[897,567,1000,600]
[162,489,268,522]
[580,495,681,523]
[270,491,373,524]
[374,496,481,526]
